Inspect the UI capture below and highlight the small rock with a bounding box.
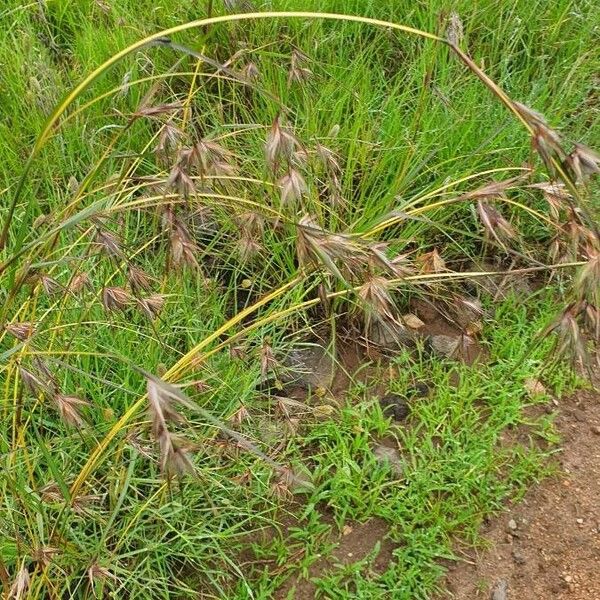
[591,425,600,435]
[564,575,573,583]
[491,579,508,600]
[370,320,415,349]
[512,549,526,565]
[429,334,460,357]
[508,518,518,531]
[576,518,584,524]
[402,313,425,330]
[379,394,409,421]
[284,343,335,389]
[372,444,404,476]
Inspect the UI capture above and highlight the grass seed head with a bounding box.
[5,322,36,341]
[127,266,153,294]
[476,200,516,248]
[279,169,307,206]
[446,12,464,46]
[288,49,312,86]
[265,115,297,171]
[53,394,89,428]
[137,294,166,320]
[8,566,30,600]
[102,286,132,312]
[40,275,62,296]
[568,143,600,183]
[69,272,92,294]
[94,228,122,258]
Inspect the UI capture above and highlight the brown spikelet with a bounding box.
[94,228,122,258]
[88,563,118,595]
[358,276,398,330]
[20,366,51,397]
[134,102,183,118]
[575,251,600,307]
[69,272,92,294]
[146,378,195,476]
[260,342,278,380]
[265,115,297,171]
[296,216,368,281]
[40,275,62,296]
[567,144,600,183]
[5,322,36,341]
[528,181,570,220]
[193,139,233,174]
[417,249,446,273]
[127,266,153,295]
[315,143,341,175]
[8,565,30,600]
[166,148,196,197]
[242,61,260,80]
[237,235,263,262]
[476,200,516,249]
[229,405,250,426]
[542,302,589,367]
[279,169,307,206]
[52,394,89,428]
[154,119,182,161]
[137,294,165,320]
[513,102,564,169]
[101,286,132,312]
[288,49,312,86]
[32,545,59,568]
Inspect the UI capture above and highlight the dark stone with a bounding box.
[379,394,409,421]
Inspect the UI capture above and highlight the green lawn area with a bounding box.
[0,1,598,598]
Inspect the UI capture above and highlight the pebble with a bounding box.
[508,518,518,531]
[576,518,584,524]
[372,444,404,476]
[591,425,600,435]
[491,579,508,600]
[429,334,460,357]
[284,343,335,389]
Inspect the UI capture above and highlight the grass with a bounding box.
[0,0,598,598]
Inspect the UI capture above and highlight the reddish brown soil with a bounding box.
[274,517,395,600]
[440,386,600,600]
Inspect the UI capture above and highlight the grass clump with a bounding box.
[0,1,598,598]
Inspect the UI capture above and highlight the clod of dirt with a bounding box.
[490,579,508,600]
[379,394,409,421]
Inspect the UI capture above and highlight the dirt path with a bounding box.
[441,386,600,600]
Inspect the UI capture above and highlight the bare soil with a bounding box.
[274,517,395,600]
[440,386,600,600]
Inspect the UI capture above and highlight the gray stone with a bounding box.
[283,343,335,389]
[429,334,460,357]
[490,579,508,600]
[369,320,415,349]
[372,444,404,476]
